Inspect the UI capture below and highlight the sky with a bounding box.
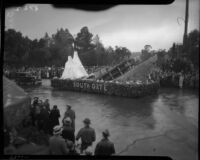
[5,0,199,52]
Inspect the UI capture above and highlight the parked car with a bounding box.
[15,72,42,86]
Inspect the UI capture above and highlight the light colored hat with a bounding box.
[64,117,72,124]
[102,129,110,137]
[85,146,93,155]
[53,125,63,135]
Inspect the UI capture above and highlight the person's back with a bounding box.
[63,105,76,131]
[62,125,75,143]
[49,108,60,125]
[64,109,75,121]
[76,127,95,144]
[49,106,60,135]
[41,107,49,120]
[49,135,68,155]
[95,139,115,155]
[94,129,115,156]
[76,118,96,153]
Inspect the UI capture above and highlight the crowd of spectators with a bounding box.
[3,65,109,80]
[3,59,199,89]
[3,65,63,79]
[4,97,116,155]
[147,58,199,89]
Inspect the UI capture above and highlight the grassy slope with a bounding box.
[116,55,157,82]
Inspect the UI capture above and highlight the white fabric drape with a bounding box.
[73,51,88,77]
[60,52,88,80]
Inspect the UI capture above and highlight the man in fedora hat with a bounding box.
[94,129,115,155]
[62,117,75,143]
[62,105,75,132]
[49,125,69,155]
[76,118,96,153]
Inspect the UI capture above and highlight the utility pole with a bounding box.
[183,0,189,51]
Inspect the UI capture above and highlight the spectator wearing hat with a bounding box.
[63,105,75,132]
[49,125,69,155]
[49,105,60,135]
[94,129,115,156]
[62,117,75,143]
[76,118,96,153]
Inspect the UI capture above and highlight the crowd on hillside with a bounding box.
[147,58,199,89]
[4,97,116,155]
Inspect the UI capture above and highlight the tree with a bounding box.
[105,46,115,65]
[4,28,137,68]
[168,29,199,69]
[113,46,131,64]
[155,49,167,67]
[74,26,96,66]
[4,29,30,66]
[93,35,107,66]
[140,45,152,62]
[43,32,51,47]
[51,28,74,64]
[75,26,95,54]
[144,45,152,52]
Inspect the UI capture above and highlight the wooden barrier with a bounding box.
[51,78,160,98]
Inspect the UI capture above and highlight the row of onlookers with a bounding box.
[147,67,199,89]
[3,65,110,80]
[4,97,116,155]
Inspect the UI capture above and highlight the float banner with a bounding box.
[73,81,106,93]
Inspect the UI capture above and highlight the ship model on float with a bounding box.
[51,51,159,98]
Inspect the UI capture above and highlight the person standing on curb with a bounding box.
[94,129,115,156]
[49,105,61,135]
[49,125,69,155]
[62,117,75,143]
[76,118,96,153]
[63,105,75,132]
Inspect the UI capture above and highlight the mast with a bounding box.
[183,0,189,47]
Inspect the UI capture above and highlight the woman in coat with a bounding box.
[49,105,61,135]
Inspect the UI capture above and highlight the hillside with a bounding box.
[116,55,158,82]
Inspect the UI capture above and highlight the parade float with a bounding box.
[51,51,160,98]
